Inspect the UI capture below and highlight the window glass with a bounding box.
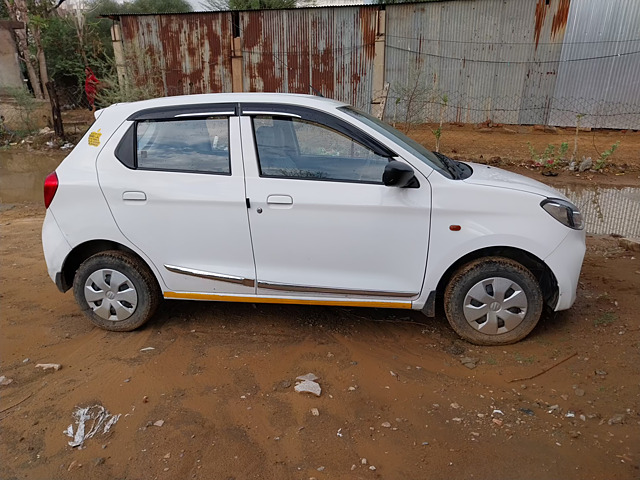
[136,118,230,174]
[253,116,390,183]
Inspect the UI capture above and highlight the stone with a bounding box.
[595,370,607,376]
[35,363,61,372]
[381,422,391,428]
[618,237,640,253]
[153,420,165,427]
[0,376,13,386]
[608,414,625,425]
[574,388,585,397]
[578,157,593,172]
[310,408,319,416]
[93,457,105,466]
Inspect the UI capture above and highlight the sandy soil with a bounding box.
[1,203,639,479]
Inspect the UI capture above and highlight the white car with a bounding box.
[42,93,585,345]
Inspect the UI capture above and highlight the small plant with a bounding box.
[486,357,497,365]
[433,94,448,153]
[572,113,586,161]
[594,141,620,171]
[594,311,617,327]
[5,86,39,135]
[527,141,569,169]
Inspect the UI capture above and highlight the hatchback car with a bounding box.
[42,93,585,345]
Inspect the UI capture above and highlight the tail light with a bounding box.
[44,171,58,209]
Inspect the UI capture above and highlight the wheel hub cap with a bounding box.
[462,277,528,335]
[84,269,138,322]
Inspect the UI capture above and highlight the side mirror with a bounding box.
[383,160,419,188]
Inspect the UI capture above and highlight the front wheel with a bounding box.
[73,251,161,332]
[444,257,543,346]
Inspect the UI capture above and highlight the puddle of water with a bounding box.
[557,186,640,238]
[1,149,638,238]
[0,150,66,204]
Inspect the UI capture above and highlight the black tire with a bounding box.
[73,250,161,332]
[443,257,543,346]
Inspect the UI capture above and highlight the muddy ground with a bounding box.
[1,126,639,480]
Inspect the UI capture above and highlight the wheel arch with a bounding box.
[427,246,558,316]
[58,240,158,293]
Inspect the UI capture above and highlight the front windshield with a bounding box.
[339,106,453,178]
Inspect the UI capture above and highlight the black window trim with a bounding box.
[240,102,396,159]
[127,103,239,121]
[115,115,233,176]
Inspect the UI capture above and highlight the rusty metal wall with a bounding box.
[114,1,640,128]
[384,0,569,125]
[120,13,233,96]
[548,0,640,129]
[239,7,377,112]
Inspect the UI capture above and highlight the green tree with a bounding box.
[228,0,295,9]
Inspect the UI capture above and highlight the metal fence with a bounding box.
[103,0,640,129]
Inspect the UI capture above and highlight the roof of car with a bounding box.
[103,93,348,118]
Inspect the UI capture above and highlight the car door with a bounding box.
[239,104,432,301]
[97,105,256,295]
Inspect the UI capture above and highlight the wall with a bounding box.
[113,0,640,129]
[0,22,24,94]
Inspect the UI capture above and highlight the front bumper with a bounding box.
[543,227,586,311]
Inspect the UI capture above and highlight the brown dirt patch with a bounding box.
[1,205,638,479]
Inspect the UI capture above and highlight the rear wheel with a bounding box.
[444,257,543,345]
[73,251,160,331]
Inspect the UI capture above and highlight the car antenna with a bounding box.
[309,85,324,97]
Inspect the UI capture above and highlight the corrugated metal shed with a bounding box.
[384,0,569,125]
[240,7,377,111]
[112,0,640,129]
[549,0,640,129]
[120,13,234,96]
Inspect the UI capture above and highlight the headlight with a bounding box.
[540,198,584,230]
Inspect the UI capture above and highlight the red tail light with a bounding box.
[44,171,58,209]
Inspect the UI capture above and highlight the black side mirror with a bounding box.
[383,160,419,188]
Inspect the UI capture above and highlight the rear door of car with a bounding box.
[239,103,431,303]
[96,104,257,295]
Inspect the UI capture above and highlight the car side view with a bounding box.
[42,93,586,345]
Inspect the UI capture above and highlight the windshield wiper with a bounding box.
[434,152,462,179]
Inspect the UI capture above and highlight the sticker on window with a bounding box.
[88,129,102,147]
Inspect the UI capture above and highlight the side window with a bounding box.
[136,117,230,174]
[253,116,390,183]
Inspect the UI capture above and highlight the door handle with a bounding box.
[267,195,293,205]
[122,191,147,201]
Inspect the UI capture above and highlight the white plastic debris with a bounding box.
[153,420,165,427]
[0,375,13,386]
[310,408,319,416]
[64,405,121,448]
[492,409,504,416]
[294,380,322,397]
[294,373,322,396]
[139,347,155,352]
[336,428,343,437]
[36,363,61,372]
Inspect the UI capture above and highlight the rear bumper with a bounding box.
[544,228,586,311]
[42,210,71,289]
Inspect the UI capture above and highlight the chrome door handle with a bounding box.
[122,191,147,201]
[267,195,293,205]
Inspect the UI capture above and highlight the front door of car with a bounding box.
[240,105,431,301]
[97,108,256,295]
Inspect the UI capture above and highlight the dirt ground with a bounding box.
[1,126,639,480]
